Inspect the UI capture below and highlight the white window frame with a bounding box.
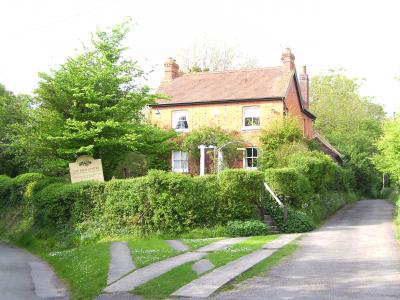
[243,147,258,169]
[172,151,189,173]
[172,110,189,132]
[242,106,261,130]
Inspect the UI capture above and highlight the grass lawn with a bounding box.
[127,238,178,268]
[133,235,277,299]
[206,235,277,267]
[45,242,110,300]
[181,237,223,250]
[133,262,198,299]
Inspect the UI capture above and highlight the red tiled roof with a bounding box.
[155,67,293,105]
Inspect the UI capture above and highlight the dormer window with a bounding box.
[243,106,260,129]
[172,110,189,132]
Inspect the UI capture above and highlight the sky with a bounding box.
[1,0,400,114]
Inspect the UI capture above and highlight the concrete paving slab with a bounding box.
[104,237,248,294]
[166,240,189,251]
[195,237,249,253]
[29,261,68,298]
[173,234,300,298]
[192,259,215,275]
[108,242,136,284]
[104,252,207,293]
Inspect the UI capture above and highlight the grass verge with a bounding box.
[133,262,197,299]
[132,235,277,299]
[206,235,277,267]
[128,239,178,268]
[228,242,299,286]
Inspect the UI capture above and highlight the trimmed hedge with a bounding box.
[265,168,312,208]
[0,169,265,236]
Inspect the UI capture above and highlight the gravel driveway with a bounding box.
[215,199,400,300]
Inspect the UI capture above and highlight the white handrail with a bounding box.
[263,182,284,208]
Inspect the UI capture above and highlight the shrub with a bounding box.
[265,168,312,207]
[146,170,201,233]
[33,181,105,228]
[218,169,264,221]
[10,173,45,203]
[102,177,149,234]
[262,198,315,233]
[287,151,337,193]
[0,175,13,204]
[225,220,269,236]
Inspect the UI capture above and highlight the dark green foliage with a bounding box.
[102,177,150,234]
[259,117,304,168]
[286,151,336,193]
[262,198,315,233]
[265,168,312,208]
[218,169,264,220]
[0,175,13,203]
[225,220,269,236]
[33,181,105,228]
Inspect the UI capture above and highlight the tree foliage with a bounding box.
[373,115,400,181]
[176,41,258,72]
[182,127,243,171]
[31,20,175,178]
[0,84,34,176]
[259,117,305,169]
[310,69,386,195]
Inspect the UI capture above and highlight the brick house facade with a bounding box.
[149,48,339,174]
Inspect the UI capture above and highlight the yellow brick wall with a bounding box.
[149,100,284,146]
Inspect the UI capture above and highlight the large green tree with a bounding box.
[33,20,175,178]
[0,84,33,176]
[310,69,386,195]
[373,114,400,182]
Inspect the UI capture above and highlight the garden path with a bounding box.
[214,199,400,300]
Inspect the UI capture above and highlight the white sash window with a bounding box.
[172,110,189,132]
[172,151,189,173]
[243,106,261,129]
[244,147,258,169]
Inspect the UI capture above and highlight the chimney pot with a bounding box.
[281,48,295,71]
[162,57,179,83]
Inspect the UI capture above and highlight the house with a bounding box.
[149,48,338,174]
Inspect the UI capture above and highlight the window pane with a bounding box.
[182,160,188,171]
[253,117,260,126]
[246,158,252,168]
[181,151,188,160]
[172,151,181,160]
[246,148,253,157]
[172,111,188,129]
[173,160,181,169]
[253,148,258,157]
[244,117,253,126]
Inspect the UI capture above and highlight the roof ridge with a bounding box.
[179,66,283,77]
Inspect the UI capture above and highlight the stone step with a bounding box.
[263,215,274,222]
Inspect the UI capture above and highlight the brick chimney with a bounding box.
[162,57,179,83]
[299,65,309,108]
[281,48,295,71]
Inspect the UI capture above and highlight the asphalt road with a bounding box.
[0,242,67,300]
[215,199,400,300]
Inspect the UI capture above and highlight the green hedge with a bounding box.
[286,152,336,193]
[33,181,105,228]
[265,168,312,208]
[0,169,265,236]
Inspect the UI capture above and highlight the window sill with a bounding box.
[241,126,261,131]
[172,169,189,173]
[175,129,189,133]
